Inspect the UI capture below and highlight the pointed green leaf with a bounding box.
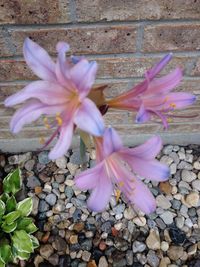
[0,194,9,204]
[25,222,38,234]
[1,221,17,233]
[3,211,21,225]
[5,196,16,213]
[0,244,12,264]
[3,169,21,195]
[0,257,5,267]
[16,217,33,230]
[14,250,30,260]
[11,230,33,253]
[30,235,39,249]
[16,197,32,217]
[0,200,5,218]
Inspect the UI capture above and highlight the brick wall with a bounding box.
[1,0,200,152]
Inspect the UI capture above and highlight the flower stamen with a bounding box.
[43,117,51,129]
[56,113,63,126]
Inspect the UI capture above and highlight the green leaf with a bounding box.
[25,222,38,234]
[14,250,30,260]
[16,197,32,217]
[3,169,21,195]
[3,211,21,225]
[11,230,33,253]
[16,217,32,229]
[0,244,12,264]
[5,196,16,213]
[0,194,9,204]
[1,221,17,233]
[30,235,39,249]
[0,257,5,267]
[0,200,5,217]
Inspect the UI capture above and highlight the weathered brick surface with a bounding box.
[0,25,138,56]
[143,23,200,52]
[0,0,70,24]
[0,55,199,81]
[75,0,200,22]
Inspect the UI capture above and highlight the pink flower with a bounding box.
[75,127,169,214]
[107,54,196,128]
[4,38,105,159]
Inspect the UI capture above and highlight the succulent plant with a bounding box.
[0,168,39,266]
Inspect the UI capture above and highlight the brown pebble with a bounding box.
[35,186,42,194]
[87,260,97,267]
[99,241,107,251]
[42,231,50,243]
[73,222,85,232]
[111,227,119,237]
[159,181,172,195]
[69,235,78,244]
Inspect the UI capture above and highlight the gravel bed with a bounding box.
[0,144,200,267]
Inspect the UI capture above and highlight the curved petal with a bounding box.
[146,68,182,95]
[124,155,170,181]
[75,161,105,190]
[4,81,69,106]
[87,167,113,212]
[163,92,196,109]
[10,100,66,133]
[48,122,73,160]
[70,59,98,98]
[103,127,123,157]
[74,98,105,136]
[122,136,162,160]
[129,176,156,214]
[135,104,151,123]
[23,38,56,82]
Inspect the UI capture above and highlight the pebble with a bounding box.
[45,194,57,206]
[132,241,146,253]
[193,161,200,170]
[181,170,196,182]
[98,256,108,267]
[40,244,54,259]
[160,211,174,225]
[38,151,51,165]
[133,217,146,226]
[27,176,41,189]
[192,179,200,191]
[55,156,67,169]
[82,251,91,262]
[156,195,171,209]
[146,229,161,250]
[167,246,184,261]
[185,191,199,207]
[159,257,171,267]
[146,250,160,267]
[160,241,169,252]
[39,200,50,213]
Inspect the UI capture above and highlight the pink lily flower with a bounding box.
[107,54,196,128]
[75,127,169,214]
[4,38,105,159]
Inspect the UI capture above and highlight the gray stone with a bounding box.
[31,196,39,216]
[156,195,171,209]
[24,159,35,171]
[192,179,200,191]
[101,221,112,234]
[160,211,174,225]
[56,156,67,169]
[38,151,51,165]
[82,250,91,262]
[98,256,108,267]
[45,193,57,206]
[160,155,173,166]
[147,250,159,267]
[38,200,50,212]
[132,241,146,253]
[172,199,181,210]
[27,176,41,189]
[181,170,196,182]
[55,174,65,183]
[177,161,193,170]
[113,203,125,214]
[48,253,59,266]
[163,145,173,155]
[40,244,54,260]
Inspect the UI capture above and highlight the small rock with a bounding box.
[126,250,133,266]
[40,244,54,260]
[55,174,65,183]
[161,241,169,252]
[34,255,44,267]
[43,184,52,193]
[181,170,196,182]
[56,156,67,169]
[38,151,51,165]
[167,246,184,261]
[53,236,68,252]
[48,253,59,266]
[124,207,135,220]
[132,241,146,253]
[156,195,171,209]
[187,243,197,256]
[133,217,146,226]
[39,200,50,213]
[146,229,160,250]
[168,227,186,245]
[192,179,200,191]
[159,257,171,267]
[27,176,41,189]
[159,181,172,195]
[177,161,193,170]
[160,211,174,225]
[67,162,79,175]
[160,155,173,166]
[82,251,91,262]
[193,161,200,170]
[45,194,57,206]
[113,204,125,214]
[24,159,35,171]
[146,250,160,267]
[185,191,199,207]
[163,145,173,155]
[31,196,39,216]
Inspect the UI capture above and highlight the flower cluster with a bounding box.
[4,38,196,214]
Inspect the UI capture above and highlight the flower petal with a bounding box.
[10,100,65,133]
[122,136,162,160]
[146,68,182,95]
[129,176,156,214]
[103,127,123,156]
[48,122,73,160]
[23,38,56,82]
[124,155,170,181]
[135,104,151,123]
[164,92,196,109]
[75,161,105,190]
[70,59,98,98]
[74,98,105,136]
[4,81,69,106]
[87,168,113,212]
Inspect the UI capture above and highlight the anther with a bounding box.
[43,117,50,129]
[39,137,45,144]
[56,113,63,126]
[169,103,176,109]
[118,181,124,187]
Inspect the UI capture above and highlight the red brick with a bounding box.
[1,25,138,56]
[0,0,70,24]
[75,0,200,22]
[143,23,200,52]
[0,55,197,81]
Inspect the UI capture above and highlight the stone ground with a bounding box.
[0,144,200,267]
